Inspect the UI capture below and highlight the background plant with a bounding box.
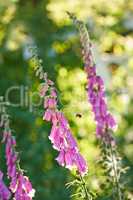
[68,12,130,199]
[0,98,35,199]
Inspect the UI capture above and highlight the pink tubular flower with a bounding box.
[56,150,65,167]
[0,170,11,200]
[40,75,88,176]
[44,98,57,109]
[39,84,49,97]
[5,132,17,180]
[12,173,35,200]
[75,152,88,175]
[56,148,87,175]
[43,109,52,121]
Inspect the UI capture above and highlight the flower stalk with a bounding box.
[29,47,94,199]
[68,12,128,200]
[79,175,93,200]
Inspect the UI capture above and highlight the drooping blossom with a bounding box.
[10,173,35,200]
[68,12,117,144]
[36,68,88,176]
[0,170,11,200]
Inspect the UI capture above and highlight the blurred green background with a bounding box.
[0,0,133,199]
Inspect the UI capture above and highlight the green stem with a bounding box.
[79,174,92,200]
[110,144,122,200]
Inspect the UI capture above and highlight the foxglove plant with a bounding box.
[68,12,129,200]
[29,47,94,200]
[0,99,35,200]
[30,48,88,176]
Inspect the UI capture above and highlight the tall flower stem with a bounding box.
[29,47,94,199]
[68,12,127,200]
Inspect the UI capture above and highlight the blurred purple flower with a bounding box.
[0,170,11,200]
[80,27,117,144]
